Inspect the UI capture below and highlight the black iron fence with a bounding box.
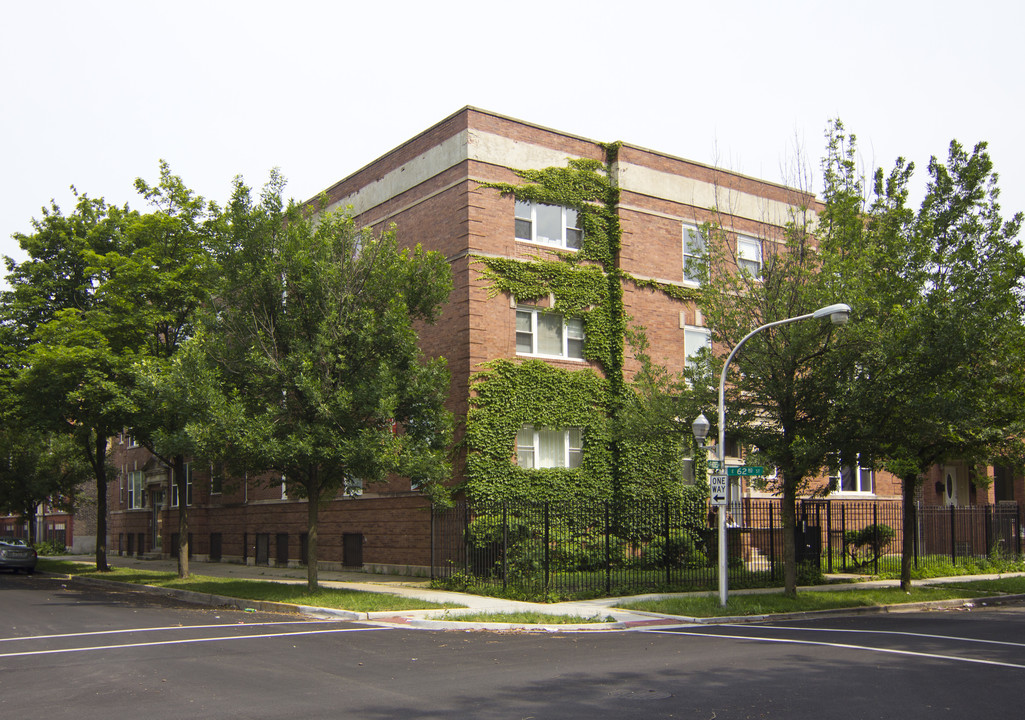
[430,498,1023,597]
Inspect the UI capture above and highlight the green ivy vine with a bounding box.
[463,359,612,504]
[465,143,705,528]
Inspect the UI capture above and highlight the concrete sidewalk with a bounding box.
[52,554,1025,631]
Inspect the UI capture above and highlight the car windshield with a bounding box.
[0,537,28,546]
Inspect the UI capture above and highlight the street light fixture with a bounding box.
[701,302,850,607]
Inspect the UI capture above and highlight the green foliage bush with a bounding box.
[33,539,68,555]
[843,523,896,567]
[638,533,707,570]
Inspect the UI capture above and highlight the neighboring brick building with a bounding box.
[104,107,1018,573]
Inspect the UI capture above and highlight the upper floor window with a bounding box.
[515,200,582,250]
[516,425,583,469]
[684,325,711,368]
[127,471,144,509]
[171,463,193,507]
[737,236,762,278]
[683,226,704,284]
[517,306,584,360]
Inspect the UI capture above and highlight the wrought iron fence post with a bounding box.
[769,502,775,580]
[604,501,612,596]
[464,502,470,577]
[873,502,879,575]
[985,506,993,558]
[840,504,847,572]
[913,501,919,570]
[1012,504,1020,562]
[544,502,550,590]
[950,504,957,566]
[663,500,671,587]
[502,503,508,592]
[826,501,833,574]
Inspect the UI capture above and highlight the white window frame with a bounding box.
[515,200,582,250]
[127,471,144,509]
[684,325,711,368]
[830,455,875,495]
[515,424,583,469]
[171,463,193,507]
[683,225,704,285]
[737,236,762,278]
[516,306,585,360]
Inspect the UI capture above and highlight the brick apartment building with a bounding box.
[104,107,1022,573]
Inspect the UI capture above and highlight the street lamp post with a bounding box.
[693,303,850,607]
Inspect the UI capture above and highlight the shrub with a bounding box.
[843,524,896,567]
[34,539,68,556]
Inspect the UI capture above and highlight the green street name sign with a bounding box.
[727,466,764,477]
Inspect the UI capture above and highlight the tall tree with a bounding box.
[694,189,855,597]
[2,192,136,571]
[100,162,219,577]
[202,176,454,591]
[820,123,1025,590]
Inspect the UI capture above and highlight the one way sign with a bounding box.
[709,475,728,506]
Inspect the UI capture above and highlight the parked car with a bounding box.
[0,537,37,573]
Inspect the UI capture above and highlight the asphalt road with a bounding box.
[2,573,1024,719]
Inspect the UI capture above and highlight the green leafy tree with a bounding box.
[820,123,1025,590]
[693,192,854,597]
[0,425,91,542]
[202,176,454,591]
[100,162,219,578]
[2,192,137,571]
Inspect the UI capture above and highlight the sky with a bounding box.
[2,1,1022,288]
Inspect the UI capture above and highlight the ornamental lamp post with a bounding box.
[699,302,850,607]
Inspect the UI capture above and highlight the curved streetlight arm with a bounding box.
[717,312,815,464]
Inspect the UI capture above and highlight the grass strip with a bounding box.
[39,559,463,613]
[437,611,615,624]
[930,576,1025,595]
[616,586,988,618]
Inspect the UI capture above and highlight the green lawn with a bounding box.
[615,585,991,618]
[38,559,463,613]
[438,610,615,624]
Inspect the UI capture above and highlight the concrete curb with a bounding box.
[53,568,1025,633]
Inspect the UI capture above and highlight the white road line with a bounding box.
[0,626,391,660]
[0,620,344,644]
[716,623,1025,649]
[643,629,1025,670]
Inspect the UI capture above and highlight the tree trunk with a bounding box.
[306,474,320,592]
[780,478,798,598]
[92,433,110,572]
[25,505,37,546]
[900,472,918,591]
[173,454,189,579]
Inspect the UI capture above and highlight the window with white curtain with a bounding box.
[516,425,583,469]
[515,200,582,250]
[737,236,762,277]
[830,456,874,494]
[516,306,584,359]
[684,326,711,368]
[127,471,144,509]
[683,226,704,284]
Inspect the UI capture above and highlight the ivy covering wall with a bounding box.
[464,147,706,513]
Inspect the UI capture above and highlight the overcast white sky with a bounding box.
[2,1,1022,288]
